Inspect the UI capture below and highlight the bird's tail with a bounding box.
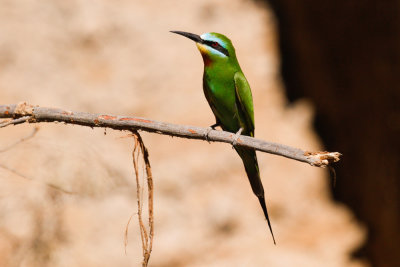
[235,147,276,245]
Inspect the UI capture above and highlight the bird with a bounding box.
[171,31,276,244]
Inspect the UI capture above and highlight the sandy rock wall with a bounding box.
[0,1,366,266]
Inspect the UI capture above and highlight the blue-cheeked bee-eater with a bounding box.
[171,31,276,244]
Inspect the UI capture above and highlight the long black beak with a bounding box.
[170,31,203,43]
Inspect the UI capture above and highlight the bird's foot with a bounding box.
[204,127,213,143]
[232,128,244,147]
[204,123,219,143]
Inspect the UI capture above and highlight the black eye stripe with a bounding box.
[203,40,230,57]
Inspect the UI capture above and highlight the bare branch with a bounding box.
[0,103,341,167]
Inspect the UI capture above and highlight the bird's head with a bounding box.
[171,31,237,66]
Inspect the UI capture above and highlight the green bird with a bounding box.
[171,31,276,244]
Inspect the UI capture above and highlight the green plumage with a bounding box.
[172,31,275,244]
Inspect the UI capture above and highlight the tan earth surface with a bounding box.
[0,0,367,266]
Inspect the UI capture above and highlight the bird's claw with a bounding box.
[204,127,213,143]
[232,128,243,148]
[204,123,219,143]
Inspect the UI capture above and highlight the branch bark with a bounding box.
[0,102,341,167]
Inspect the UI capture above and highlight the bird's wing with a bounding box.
[203,77,221,125]
[234,71,255,135]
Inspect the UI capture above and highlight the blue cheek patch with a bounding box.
[209,48,227,58]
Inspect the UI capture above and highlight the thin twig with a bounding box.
[0,163,75,195]
[136,131,154,266]
[125,132,154,267]
[0,103,342,167]
[0,163,31,180]
[132,137,148,255]
[328,165,337,187]
[124,212,136,255]
[0,127,39,153]
[0,116,32,128]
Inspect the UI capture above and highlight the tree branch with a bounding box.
[0,102,341,167]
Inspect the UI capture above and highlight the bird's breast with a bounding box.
[203,70,241,132]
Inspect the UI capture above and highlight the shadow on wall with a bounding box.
[264,0,400,266]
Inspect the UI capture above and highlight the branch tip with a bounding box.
[304,151,342,167]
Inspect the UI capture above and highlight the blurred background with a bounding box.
[0,0,397,266]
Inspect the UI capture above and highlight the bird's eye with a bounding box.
[211,42,219,47]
